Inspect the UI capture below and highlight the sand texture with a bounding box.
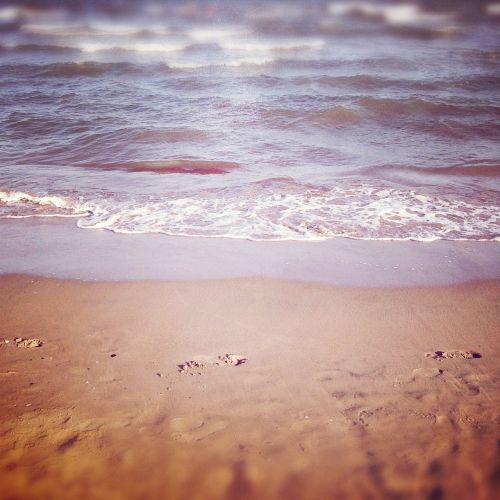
[0,276,499,499]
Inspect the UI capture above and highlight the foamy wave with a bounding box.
[21,23,95,36]
[20,22,170,37]
[0,190,88,218]
[487,3,500,16]
[0,6,18,22]
[79,41,187,53]
[169,56,276,69]
[188,27,249,42]
[328,2,455,25]
[44,38,312,57]
[88,22,170,36]
[220,39,325,52]
[1,182,498,242]
[0,191,69,208]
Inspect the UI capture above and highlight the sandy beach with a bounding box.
[0,275,498,499]
[1,1,499,498]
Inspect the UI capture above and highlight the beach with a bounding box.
[1,274,499,499]
[1,0,500,498]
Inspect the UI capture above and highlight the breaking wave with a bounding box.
[0,191,88,218]
[1,180,498,242]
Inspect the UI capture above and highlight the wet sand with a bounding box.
[0,275,499,499]
[1,218,499,286]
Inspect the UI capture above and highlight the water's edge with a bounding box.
[1,218,498,287]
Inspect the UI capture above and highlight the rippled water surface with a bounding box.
[0,0,499,241]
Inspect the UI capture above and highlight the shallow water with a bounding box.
[0,0,499,241]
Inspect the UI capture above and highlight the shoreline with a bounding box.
[1,218,499,286]
[0,275,499,499]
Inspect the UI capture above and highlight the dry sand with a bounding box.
[0,275,498,499]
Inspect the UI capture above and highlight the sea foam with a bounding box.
[1,182,498,242]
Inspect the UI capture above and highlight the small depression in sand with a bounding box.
[411,367,444,379]
[178,354,247,374]
[425,350,482,360]
[169,416,229,442]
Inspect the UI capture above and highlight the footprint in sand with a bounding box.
[178,354,247,374]
[217,354,247,366]
[425,350,482,360]
[0,337,43,348]
[169,416,228,442]
[411,368,444,379]
[394,367,444,389]
[13,337,43,348]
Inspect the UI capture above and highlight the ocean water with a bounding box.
[0,0,499,242]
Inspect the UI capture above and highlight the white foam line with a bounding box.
[169,57,276,69]
[220,39,325,52]
[1,214,83,219]
[2,187,499,243]
[77,224,500,243]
